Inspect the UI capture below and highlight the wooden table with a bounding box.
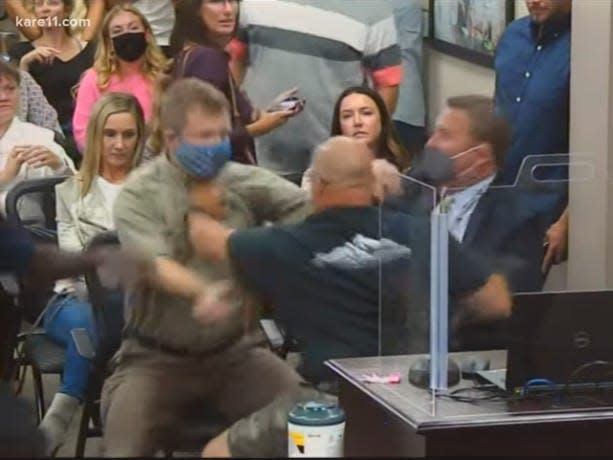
[326,351,613,456]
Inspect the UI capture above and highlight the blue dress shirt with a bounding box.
[495,15,571,191]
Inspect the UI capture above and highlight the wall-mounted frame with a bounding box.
[428,0,514,68]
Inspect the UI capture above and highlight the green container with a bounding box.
[287,401,345,457]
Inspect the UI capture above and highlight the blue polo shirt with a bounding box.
[228,206,490,383]
[495,14,570,215]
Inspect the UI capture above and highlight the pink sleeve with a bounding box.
[72,69,100,153]
[226,38,247,62]
[372,65,403,87]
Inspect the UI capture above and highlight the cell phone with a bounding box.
[259,319,286,350]
[270,96,305,112]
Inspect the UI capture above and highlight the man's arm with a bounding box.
[149,258,204,300]
[377,85,399,115]
[114,182,209,301]
[80,0,107,42]
[364,7,403,113]
[542,206,569,273]
[448,237,512,321]
[463,274,512,320]
[220,163,311,225]
[6,0,40,40]
[28,244,99,281]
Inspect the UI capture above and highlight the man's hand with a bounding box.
[192,280,237,324]
[189,181,226,221]
[542,210,569,274]
[93,248,156,290]
[371,158,402,202]
[188,212,234,261]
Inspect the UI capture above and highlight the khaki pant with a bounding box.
[100,333,324,457]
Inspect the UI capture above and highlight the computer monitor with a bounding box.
[481,290,613,393]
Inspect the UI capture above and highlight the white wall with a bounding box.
[424,1,529,126]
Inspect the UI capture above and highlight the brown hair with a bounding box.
[446,95,511,169]
[0,60,20,85]
[161,78,230,136]
[330,86,411,171]
[169,0,241,57]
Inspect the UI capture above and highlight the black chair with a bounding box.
[72,231,123,457]
[5,176,70,422]
[74,231,227,457]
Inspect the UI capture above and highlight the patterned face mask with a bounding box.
[175,138,232,179]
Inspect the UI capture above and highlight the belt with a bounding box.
[123,327,240,357]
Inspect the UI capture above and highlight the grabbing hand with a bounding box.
[371,158,402,202]
[187,211,233,261]
[542,216,569,274]
[93,248,156,290]
[192,280,237,324]
[20,46,59,70]
[189,180,226,221]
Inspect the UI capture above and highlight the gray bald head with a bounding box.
[311,136,375,189]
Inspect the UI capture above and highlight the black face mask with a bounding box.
[112,32,148,62]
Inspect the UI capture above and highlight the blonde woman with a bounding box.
[72,4,167,152]
[40,92,144,455]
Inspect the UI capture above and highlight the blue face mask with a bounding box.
[175,138,232,179]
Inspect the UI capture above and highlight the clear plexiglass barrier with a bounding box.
[374,152,613,420]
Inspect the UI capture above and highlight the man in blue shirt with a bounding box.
[494,0,572,273]
[188,136,511,457]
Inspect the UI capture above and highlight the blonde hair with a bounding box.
[26,0,76,36]
[79,92,145,197]
[93,4,169,90]
[69,0,88,38]
[147,73,173,157]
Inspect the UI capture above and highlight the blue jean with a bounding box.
[43,295,96,401]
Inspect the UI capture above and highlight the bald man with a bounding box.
[190,136,510,381]
[191,136,511,456]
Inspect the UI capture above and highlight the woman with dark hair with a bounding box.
[302,86,411,190]
[170,0,303,165]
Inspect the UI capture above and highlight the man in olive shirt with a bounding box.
[101,79,322,457]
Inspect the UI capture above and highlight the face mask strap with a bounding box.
[450,144,482,161]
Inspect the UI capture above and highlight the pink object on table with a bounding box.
[358,372,402,384]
